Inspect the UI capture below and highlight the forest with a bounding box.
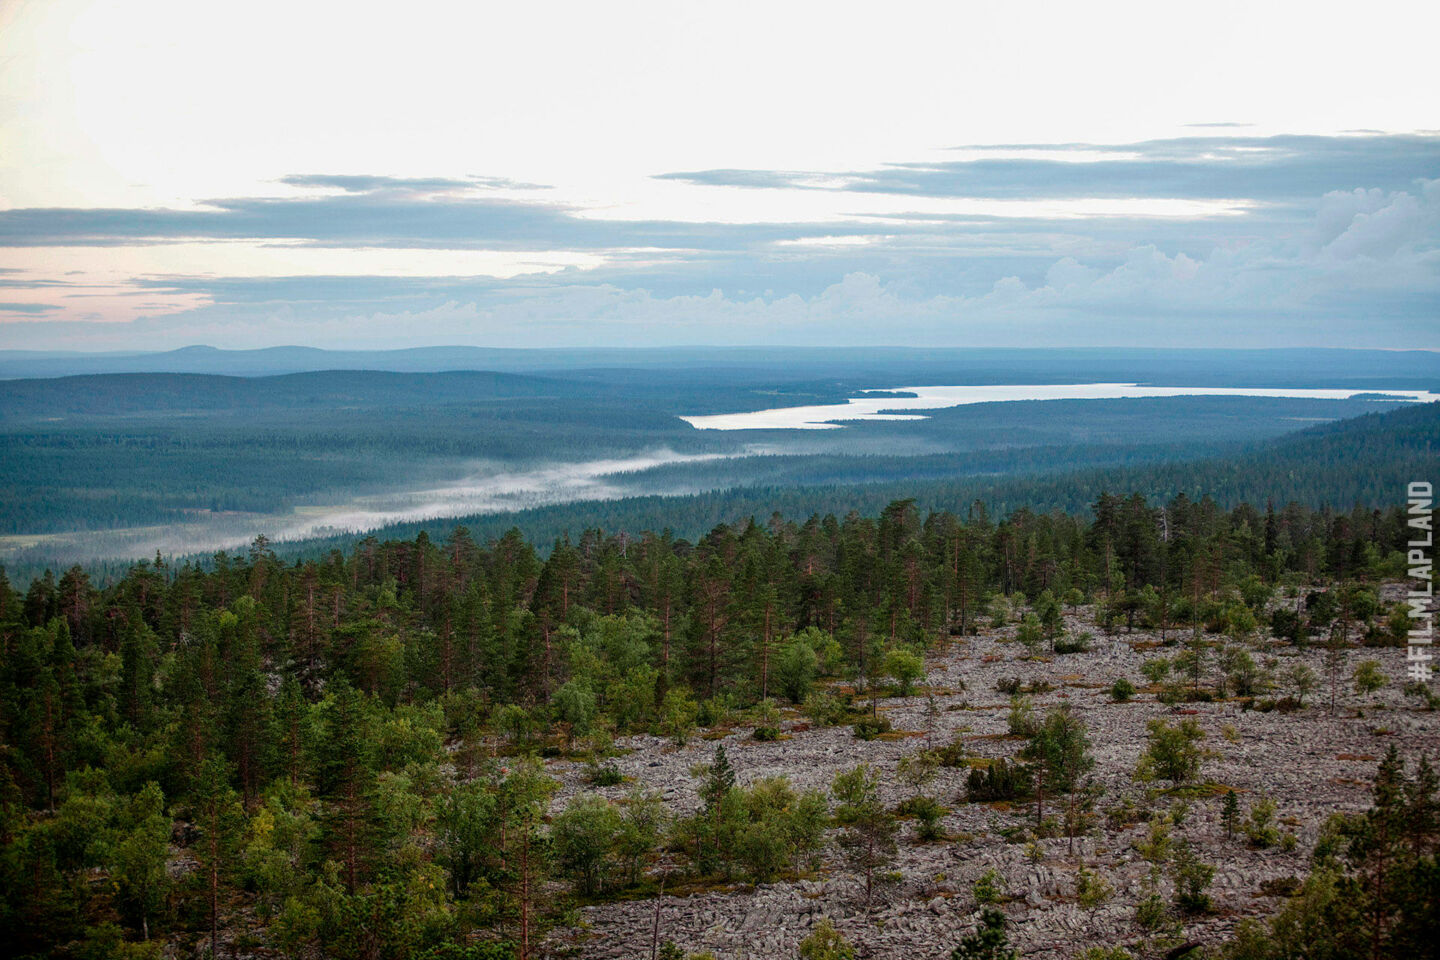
[3,349,1436,544]
[86,398,1428,592]
[2,487,1435,959]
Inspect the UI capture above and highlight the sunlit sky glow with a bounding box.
[1,0,1437,350]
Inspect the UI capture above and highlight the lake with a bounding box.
[679,383,1440,430]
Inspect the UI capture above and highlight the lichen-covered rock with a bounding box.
[542,609,1429,959]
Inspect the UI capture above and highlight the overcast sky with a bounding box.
[1,0,1436,351]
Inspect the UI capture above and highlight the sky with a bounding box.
[0,0,1437,351]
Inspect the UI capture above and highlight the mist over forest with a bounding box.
[3,347,1437,579]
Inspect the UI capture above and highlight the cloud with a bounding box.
[1,135,1436,350]
[1315,180,1440,262]
[275,174,552,193]
[173,179,1440,347]
[276,174,480,193]
[0,302,60,314]
[0,189,859,251]
[13,133,1432,253]
[658,133,1440,201]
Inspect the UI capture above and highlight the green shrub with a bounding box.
[1135,718,1205,784]
[1169,841,1215,913]
[972,867,1005,905]
[896,794,947,841]
[798,917,855,960]
[852,715,892,740]
[1005,696,1037,737]
[1078,948,1132,960]
[696,695,733,729]
[1245,795,1280,849]
[965,759,1032,802]
[950,907,1018,960]
[1075,867,1113,910]
[777,639,820,704]
[659,687,700,746]
[935,734,971,767]
[802,690,848,727]
[883,647,926,696]
[586,763,624,787]
[1110,678,1136,702]
[1134,893,1168,930]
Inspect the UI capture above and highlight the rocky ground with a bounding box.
[541,602,1437,960]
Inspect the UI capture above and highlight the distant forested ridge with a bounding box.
[6,344,1440,383]
[2,350,1437,543]
[0,483,1427,958]
[1,382,1434,562]
[240,399,1440,571]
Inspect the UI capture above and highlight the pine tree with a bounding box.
[192,757,242,958]
[1222,789,1240,841]
[315,681,374,890]
[831,764,898,909]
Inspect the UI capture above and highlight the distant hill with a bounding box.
[3,344,1439,388]
[0,369,596,420]
[2,395,1434,585]
[257,398,1440,561]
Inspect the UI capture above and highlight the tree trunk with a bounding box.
[519,822,532,960]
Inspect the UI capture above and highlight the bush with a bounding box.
[883,647,926,696]
[1169,841,1215,913]
[965,759,1032,802]
[914,804,946,842]
[950,907,1018,960]
[1353,659,1387,698]
[551,792,622,896]
[1135,718,1205,784]
[1141,657,1171,685]
[1270,607,1304,642]
[802,690,848,727]
[1006,696,1037,737]
[1134,893,1168,930]
[897,794,947,841]
[1258,875,1302,897]
[994,676,1022,695]
[659,687,700,746]
[1404,681,1440,709]
[1220,646,1267,697]
[696,695,733,729]
[1053,632,1092,654]
[1074,867,1113,910]
[852,715,892,740]
[752,725,782,742]
[1016,614,1045,654]
[1244,795,1280,849]
[972,867,1005,905]
[585,763,624,787]
[1110,678,1136,702]
[735,818,788,882]
[935,734,970,767]
[798,917,855,960]
[777,639,819,704]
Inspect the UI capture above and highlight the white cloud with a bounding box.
[5,175,1435,352]
[1318,181,1439,262]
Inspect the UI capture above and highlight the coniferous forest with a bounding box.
[3,491,1436,959]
